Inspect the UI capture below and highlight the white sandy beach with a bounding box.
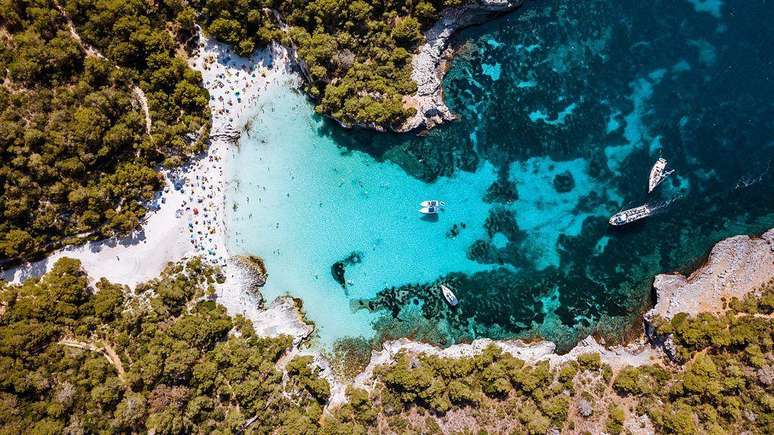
[1,34,289,301]
[0,31,319,345]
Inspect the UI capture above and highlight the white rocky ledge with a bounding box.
[399,0,525,132]
[647,228,774,322]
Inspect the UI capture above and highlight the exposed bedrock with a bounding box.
[399,0,525,132]
[647,229,774,322]
[326,334,656,406]
[644,229,774,359]
[252,296,314,346]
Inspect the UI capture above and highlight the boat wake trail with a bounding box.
[648,195,683,214]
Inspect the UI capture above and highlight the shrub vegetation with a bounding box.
[0,0,209,262]
[1,261,773,433]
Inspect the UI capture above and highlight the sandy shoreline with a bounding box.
[0,35,285,310]
[0,33,319,344]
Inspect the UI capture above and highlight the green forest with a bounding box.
[0,0,209,262]
[196,0,465,129]
[0,258,331,433]
[1,258,772,433]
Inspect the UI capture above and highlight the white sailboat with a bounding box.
[648,158,674,193]
[440,284,459,306]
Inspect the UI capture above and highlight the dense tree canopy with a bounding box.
[0,0,209,262]
[194,0,465,129]
[0,258,329,433]
[0,0,473,263]
[1,259,773,433]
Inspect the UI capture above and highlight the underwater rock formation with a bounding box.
[553,170,576,193]
[331,251,364,288]
[483,178,519,203]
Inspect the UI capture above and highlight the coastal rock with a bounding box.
[233,255,268,288]
[646,229,774,322]
[644,229,774,361]
[252,296,314,346]
[399,0,525,132]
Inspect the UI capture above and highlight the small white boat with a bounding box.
[420,200,445,208]
[648,158,674,193]
[419,206,441,214]
[440,284,459,306]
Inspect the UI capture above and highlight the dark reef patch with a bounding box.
[553,170,575,193]
[331,251,363,290]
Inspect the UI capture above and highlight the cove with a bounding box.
[228,0,774,351]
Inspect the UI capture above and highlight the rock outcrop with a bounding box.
[324,228,774,407]
[646,229,774,322]
[252,296,315,345]
[644,229,774,360]
[399,0,525,132]
[326,334,656,406]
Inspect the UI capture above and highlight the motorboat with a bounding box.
[440,284,459,306]
[419,206,441,214]
[420,200,445,208]
[609,204,653,226]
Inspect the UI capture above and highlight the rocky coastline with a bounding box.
[640,229,774,360]
[398,0,525,132]
[646,228,774,323]
[320,228,774,406]
[266,1,523,133]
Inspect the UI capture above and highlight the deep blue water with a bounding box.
[230,0,774,351]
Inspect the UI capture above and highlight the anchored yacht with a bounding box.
[419,199,445,214]
[609,204,653,226]
[440,284,459,306]
[420,200,445,207]
[648,158,674,193]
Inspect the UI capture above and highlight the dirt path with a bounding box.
[59,338,126,381]
[132,86,152,135]
[53,1,103,60]
[54,0,152,135]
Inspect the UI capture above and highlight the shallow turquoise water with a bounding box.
[228,0,774,350]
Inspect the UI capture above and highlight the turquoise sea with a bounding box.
[227,0,774,351]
